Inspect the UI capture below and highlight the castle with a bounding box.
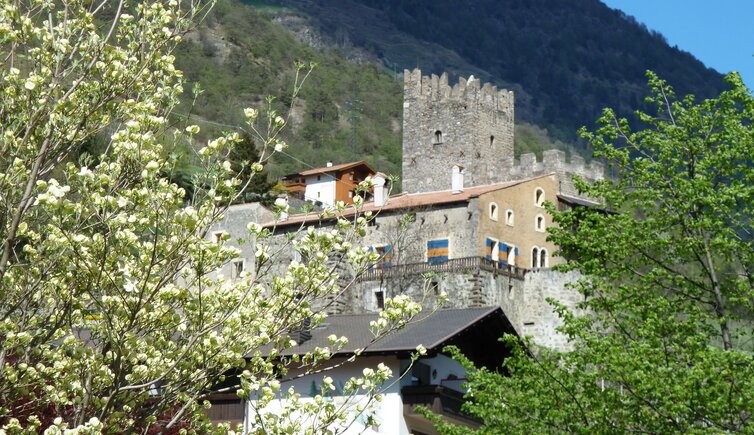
[216,69,604,351]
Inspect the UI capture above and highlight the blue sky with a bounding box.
[602,0,754,88]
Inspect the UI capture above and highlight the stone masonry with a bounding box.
[402,69,515,193]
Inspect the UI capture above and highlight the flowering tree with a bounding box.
[0,1,420,432]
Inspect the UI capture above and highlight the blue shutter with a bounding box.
[498,242,509,266]
[427,239,449,264]
[383,245,393,267]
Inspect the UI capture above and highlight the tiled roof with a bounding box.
[261,307,509,357]
[265,173,554,228]
[295,161,376,177]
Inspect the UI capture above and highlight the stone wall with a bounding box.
[402,68,515,193]
[401,69,604,197]
[495,149,604,197]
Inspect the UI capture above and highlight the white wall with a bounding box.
[246,356,410,435]
[304,175,336,206]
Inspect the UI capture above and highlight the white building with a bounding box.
[208,307,516,434]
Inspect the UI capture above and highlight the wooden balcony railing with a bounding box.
[358,256,527,282]
[401,385,480,425]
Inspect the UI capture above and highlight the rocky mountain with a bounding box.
[171,0,727,185]
[256,0,726,142]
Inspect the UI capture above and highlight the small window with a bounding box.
[349,173,354,181]
[348,191,353,198]
[489,202,499,221]
[371,245,393,268]
[540,248,548,268]
[429,280,440,296]
[212,231,224,244]
[375,290,385,310]
[535,188,545,207]
[505,209,514,226]
[317,175,321,181]
[535,214,545,232]
[427,239,449,264]
[231,259,245,279]
[433,130,444,145]
[317,191,321,199]
[490,135,495,147]
[531,247,539,268]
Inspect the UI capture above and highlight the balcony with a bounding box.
[358,256,527,282]
[402,385,480,432]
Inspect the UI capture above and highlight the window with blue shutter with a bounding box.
[485,238,495,260]
[498,242,509,266]
[427,239,449,264]
[369,245,393,269]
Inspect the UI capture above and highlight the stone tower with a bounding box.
[401,69,515,194]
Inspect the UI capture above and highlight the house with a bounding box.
[213,307,517,434]
[281,160,376,207]
[216,69,603,350]
[207,69,605,430]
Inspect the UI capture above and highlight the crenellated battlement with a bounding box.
[403,69,514,115]
[402,68,603,196]
[402,69,515,194]
[507,150,603,180]
[492,149,604,195]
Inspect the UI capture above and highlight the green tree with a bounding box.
[429,72,754,433]
[230,131,276,204]
[0,1,421,432]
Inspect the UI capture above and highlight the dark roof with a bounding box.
[557,193,616,214]
[268,307,515,358]
[557,193,601,207]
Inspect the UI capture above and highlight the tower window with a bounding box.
[540,248,548,268]
[535,188,545,206]
[490,135,495,147]
[535,214,545,232]
[433,130,444,145]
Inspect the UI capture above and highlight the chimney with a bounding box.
[326,161,333,167]
[451,165,464,194]
[275,195,289,221]
[373,173,388,207]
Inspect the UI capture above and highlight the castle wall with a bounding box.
[495,150,604,197]
[402,69,515,193]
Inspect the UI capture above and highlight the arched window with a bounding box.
[534,188,545,207]
[505,209,514,226]
[489,202,499,221]
[433,130,444,144]
[490,135,495,147]
[508,244,517,266]
[540,248,548,268]
[535,214,545,232]
[531,247,539,268]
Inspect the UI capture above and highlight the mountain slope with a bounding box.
[266,0,726,141]
[173,1,404,179]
